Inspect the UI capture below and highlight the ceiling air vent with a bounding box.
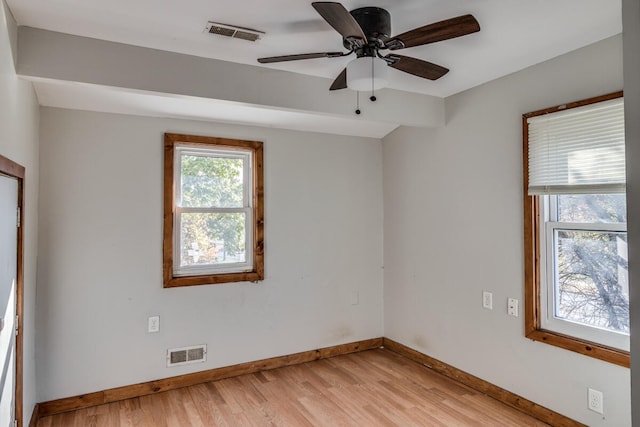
[205,22,264,42]
[167,344,207,367]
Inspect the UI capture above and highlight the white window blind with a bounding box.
[527,97,625,195]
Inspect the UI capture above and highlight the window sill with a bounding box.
[164,271,264,288]
[525,328,629,368]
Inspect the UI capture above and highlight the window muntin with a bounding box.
[540,194,629,351]
[163,133,264,287]
[174,147,253,277]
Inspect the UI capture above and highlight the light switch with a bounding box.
[351,290,359,305]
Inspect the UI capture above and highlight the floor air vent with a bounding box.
[167,344,207,367]
[205,22,264,42]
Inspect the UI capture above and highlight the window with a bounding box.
[163,133,264,287]
[523,92,629,366]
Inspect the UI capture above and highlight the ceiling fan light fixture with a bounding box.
[257,4,480,92]
[346,56,388,91]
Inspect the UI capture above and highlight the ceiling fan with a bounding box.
[258,2,480,92]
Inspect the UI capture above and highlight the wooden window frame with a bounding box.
[0,154,25,427]
[523,91,630,367]
[163,133,264,288]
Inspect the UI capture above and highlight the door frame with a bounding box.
[0,154,24,427]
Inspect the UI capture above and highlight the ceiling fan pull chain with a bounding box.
[370,57,377,102]
[355,91,361,115]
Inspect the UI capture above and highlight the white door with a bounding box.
[0,173,18,427]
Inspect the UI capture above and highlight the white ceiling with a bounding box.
[6,0,623,136]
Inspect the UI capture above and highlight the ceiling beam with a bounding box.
[16,26,445,132]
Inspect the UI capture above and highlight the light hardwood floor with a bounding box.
[36,348,549,426]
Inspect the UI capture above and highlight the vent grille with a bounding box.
[209,26,235,37]
[167,344,207,367]
[205,22,264,42]
[233,31,261,42]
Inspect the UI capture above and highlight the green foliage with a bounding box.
[181,155,243,208]
[180,213,246,266]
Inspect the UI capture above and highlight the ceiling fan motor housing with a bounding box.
[345,7,391,51]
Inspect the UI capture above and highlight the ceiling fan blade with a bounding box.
[258,52,344,63]
[312,2,366,46]
[329,68,347,90]
[386,54,449,80]
[386,14,480,50]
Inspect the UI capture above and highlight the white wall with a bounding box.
[383,35,631,426]
[36,108,383,401]
[0,0,39,425]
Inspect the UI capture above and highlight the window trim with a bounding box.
[163,133,264,287]
[523,91,630,367]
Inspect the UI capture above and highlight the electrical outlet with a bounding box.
[508,298,519,317]
[588,388,604,414]
[482,291,493,310]
[148,316,160,333]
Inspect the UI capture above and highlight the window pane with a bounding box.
[180,212,246,267]
[557,194,626,223]
[181,155,244,208]
[554,229,629,334]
